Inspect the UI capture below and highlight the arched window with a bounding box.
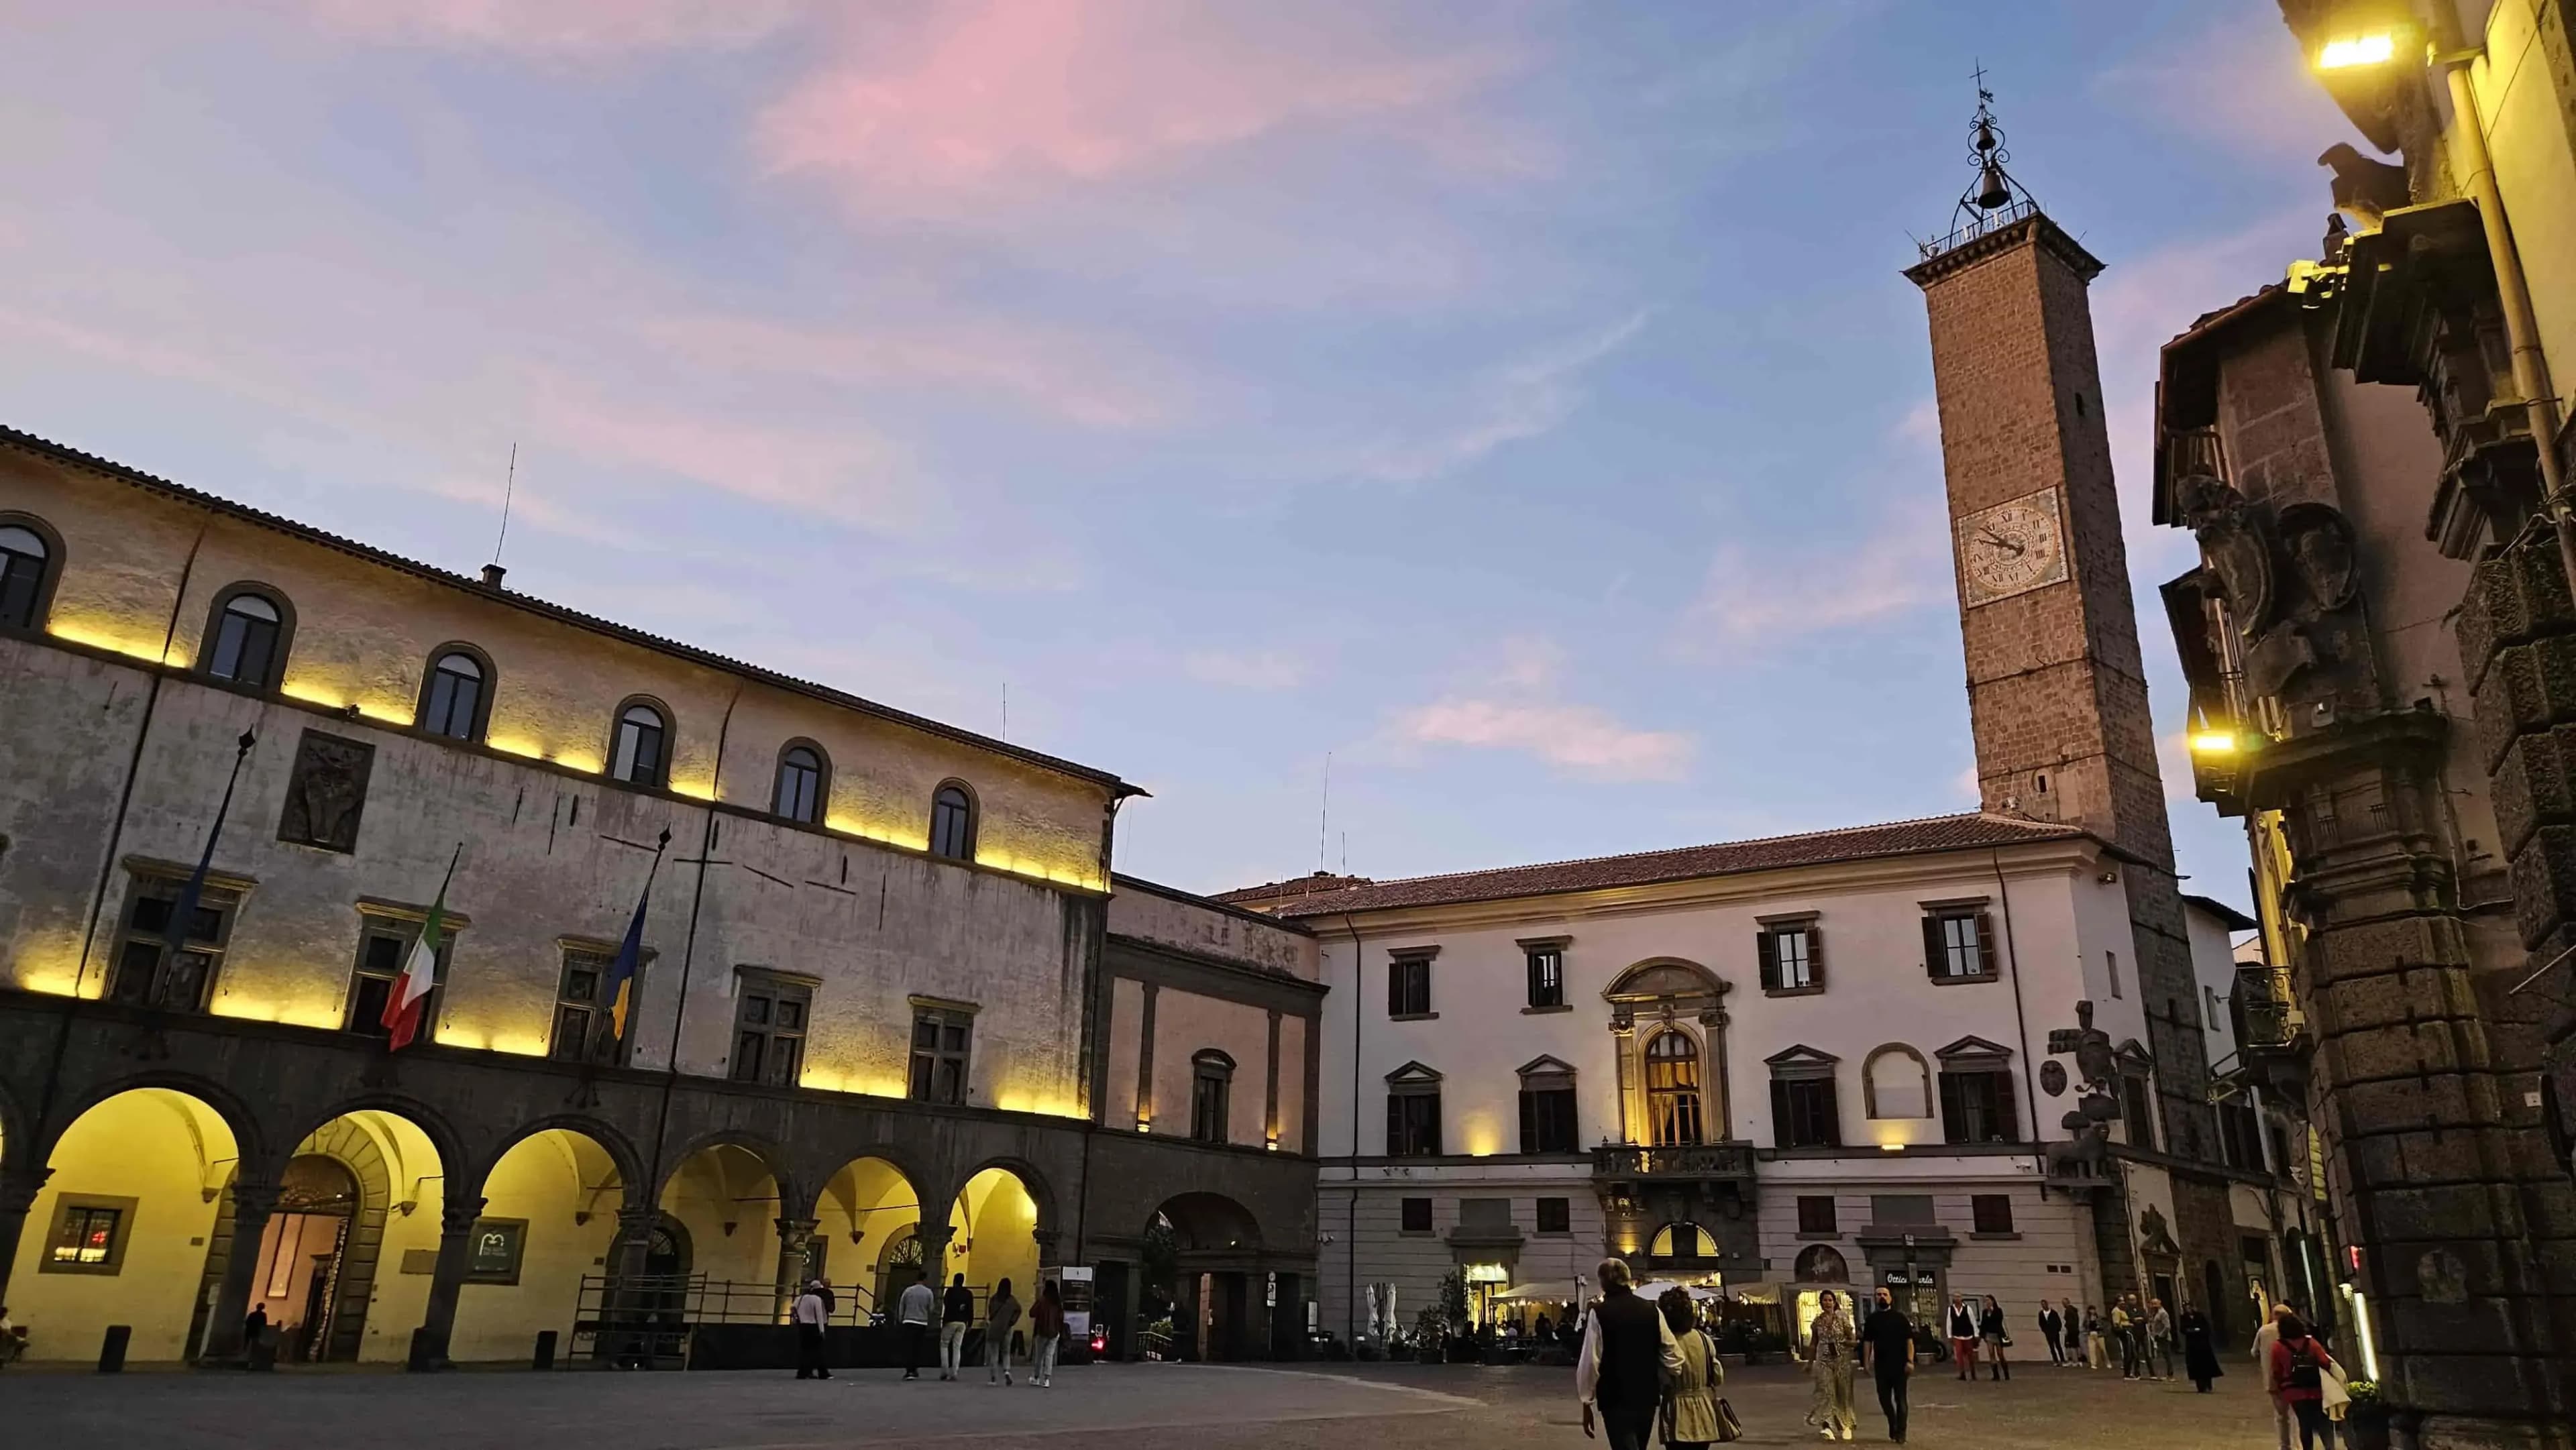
[1647,1221,1717,1263]
[203,587,289,688]
[928,782,976,860]
[0,518,58,631]
[1645,1029,1704,1147]
[418,649,490,741]
[1863,1044,1933,1119]
[1794,1244,1849,1283]
[773,743,825,824]
[610,701,669,787]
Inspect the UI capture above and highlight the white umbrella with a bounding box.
[1493,1280,1579,1302]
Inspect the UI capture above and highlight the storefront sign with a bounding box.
[1058,1265,1095,1337]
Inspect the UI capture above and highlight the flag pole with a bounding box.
[160,730,258,990]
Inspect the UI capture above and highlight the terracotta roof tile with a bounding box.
[1211,872,1377,906]
[1257,812,2088,918]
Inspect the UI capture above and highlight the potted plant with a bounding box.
[1432,1271,1473,1362]
[2342,1379,2390,1450]
[1414,1308,1450,1363]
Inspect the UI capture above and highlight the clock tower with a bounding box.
[1904,89,2229,1298]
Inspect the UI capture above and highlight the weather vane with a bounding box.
[1922,62,2039,257]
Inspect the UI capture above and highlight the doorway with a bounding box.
[246,1156,361,1362]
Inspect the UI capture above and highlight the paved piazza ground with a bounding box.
[5,1359,2280,1449]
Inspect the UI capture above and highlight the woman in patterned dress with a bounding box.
[1656,1288,1725,1447]
[1807,1289,1859,1441]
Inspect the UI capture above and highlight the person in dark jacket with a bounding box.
[941,1274,975,1381]
[1575,1258,1682,1450]
[2178,1302,2224,1393]
[1978,1296,2010,1381]
[1860,1286,1915,1444]
[2037,1302,2063,1366]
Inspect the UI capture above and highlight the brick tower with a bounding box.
[1903,91,2236,1304]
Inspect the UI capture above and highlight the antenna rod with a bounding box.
[1002,682,1009,742]
[492,442,517,566]
[1320,752,1332,873]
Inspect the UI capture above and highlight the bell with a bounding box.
[1974,119,1998,154]
[1976,163,2012,211]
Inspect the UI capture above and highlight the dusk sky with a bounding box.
[2,2,2360,907]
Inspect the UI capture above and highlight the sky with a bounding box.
[0,1,2364,909]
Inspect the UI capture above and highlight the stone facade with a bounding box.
[0,429,1321,1366]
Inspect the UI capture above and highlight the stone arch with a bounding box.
[657,1132,794,1290]
[266,1111,425,1362]
[279,1093,468,1199]
[808,1151,928,1310]
[0,1072,30,1174]
[29,1084,246,1362]
[1862,1044,1934,1119]
[659,1128,801,1214]
[1794,1243,1850,1283]
[44,1070,268,1177]
[1152,1190,1263,1251]
[949,1163,1046,1300]
[955,1155,1058,1239]
[1603,956,1725,1002]
[470,1114,644,1205]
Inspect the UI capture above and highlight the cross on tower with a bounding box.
[1971,58,1992,104]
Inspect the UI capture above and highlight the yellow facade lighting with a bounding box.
[2188,730,2243,756]
[2315,33,2399,70]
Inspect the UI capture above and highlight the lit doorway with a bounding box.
[246,1156,360,1362]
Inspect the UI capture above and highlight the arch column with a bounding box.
[409,1194,487,1370]
[1032,1227,1061,1266]
[773,1217,818,1321]
[0,1166,52,1311]
[195,1178,280,1363]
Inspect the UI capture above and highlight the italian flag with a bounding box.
[383,860,454,1050]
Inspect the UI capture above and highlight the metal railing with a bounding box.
[1592,1144,1756,1180]
[566,1274,895,1368]
[1916,197,2039,261]
[2233,966,2304,1051]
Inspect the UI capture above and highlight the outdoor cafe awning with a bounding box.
[1492,1280,1580,1302]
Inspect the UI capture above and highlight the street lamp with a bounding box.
[2313,32,2402,70]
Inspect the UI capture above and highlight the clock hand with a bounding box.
[1977,530,2026,557]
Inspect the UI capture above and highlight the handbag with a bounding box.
[1713,1398,1743,1443]
[2320,1362,2352,1420]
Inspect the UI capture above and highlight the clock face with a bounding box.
[1957,488,2070,606]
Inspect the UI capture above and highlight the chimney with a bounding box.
[480,563,507,590]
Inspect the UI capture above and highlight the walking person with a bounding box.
[1860,1286,1915,1445]
[1978,1296,2010,1381]
[1944,1295,1978,1381]
[2037,1302,2063,1367]
[2254,1303,2298,1450]
[896,1269,936,1382]
[2178,1302,2222,1394]
[1658,1287,1729,1447]
[985,1278,1022,1385]
[793,1280,832,1380]
[2267,1314,2340,1450]
[939,1273,974,1380]
[2143,1298,2174,1381]
[1028,1279,1065,1388]
[1576,1258,1684,1450]
[2112,1298,2138,1379]
[1807,1288,1859,1441]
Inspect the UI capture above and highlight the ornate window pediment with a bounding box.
[1385,1060,1444,1088]
[1515,1054,1577,1082]
[1765,1044,1840,1080]
[1935,1034,2015,1065]
[1604,957,1725,1005]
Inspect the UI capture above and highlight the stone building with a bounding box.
[1225,822,2276,1351]
[2134,3,2576,1443]
[0,426,1320,1367]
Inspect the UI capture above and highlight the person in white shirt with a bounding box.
[792,1280,831,1380]
[1574,1258,1684,1450]
[896,1270,938,1382]
[2251,1303,2296,1450]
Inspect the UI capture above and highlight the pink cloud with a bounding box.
[303,0,809,55]
[753,1,1534,202]
[1395,697,1694,783]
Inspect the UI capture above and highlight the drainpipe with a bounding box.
[2428,13,2575,588]
[1341,912,1363,1347]
[1987,848,2044,1148]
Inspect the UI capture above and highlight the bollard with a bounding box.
[99,1325,130,1374]
[533,1329,557,1372]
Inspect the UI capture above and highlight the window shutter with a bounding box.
[1939,1072,1966,1144]
[1921,915,1945,979]
[1807,924,1825,987]
[1427,1093,1442,1156]
[1756,930,1778,991]
[1994,1069,2020,1142]
[1519,1090,1536,1155]
[1387,1093,1404,1154]
[1977,912,1999,977]
[1820,1080,1843,1148]
[1770,1079,1793,1146]
[1387,966,1402,1016]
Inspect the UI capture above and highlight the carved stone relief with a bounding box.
[280,729,374,854]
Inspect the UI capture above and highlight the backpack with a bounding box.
[2285,1338,2322,1392]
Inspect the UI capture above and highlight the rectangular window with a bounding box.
[107,873,238,1013]
[41,1196,136,1275]
[1526,949,1564,1009]
[1388,956,1432,1017]
[1760,924,1821,991]
[1868,1193,1936,1227]
[1972,1194,2016,1235]
[345,915,451,1040]
[1387,1090,1442,1156]
[1399,1196,1434,1233]
[549,945,626,1064]
[1536,1197,1571,1235]
[2218,1100,2265,1171]
[1519,1086,1578,1154]
[1796,1194,1837,1236]
[1457,1197,1511,1229]
[1192,1064,1232,1144]
[910,1005,975,1105]
[1938,1070,2020,1144]
[2108,949,2124,998]
[1770,1077,1842,1149]
[2123,1074,2159,1152]
[731,971,811,1087]
[1923,909,1998,981]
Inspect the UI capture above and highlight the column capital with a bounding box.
[439,1196,490,1236]
[229,1179,282,1217]
[616,1204,660,1231]
[775,1217,819,1241]
[1,1166,54,1214]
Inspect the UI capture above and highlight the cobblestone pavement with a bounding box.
[3,1357,2280,1449]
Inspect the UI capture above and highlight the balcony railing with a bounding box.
[1592,1144,1756,1180]
[2233,966,2304,1052]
